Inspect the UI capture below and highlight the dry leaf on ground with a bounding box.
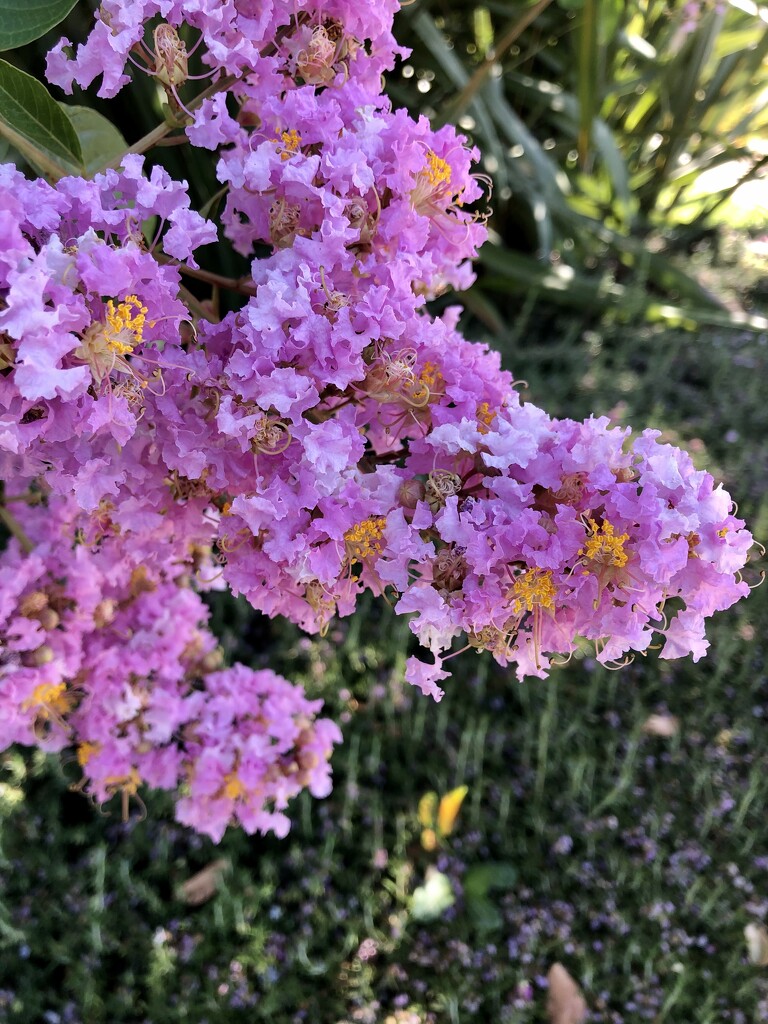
[546,962,588,1024]
[641,713,680,738]
[178,858,229,905]
[745,923,768,966]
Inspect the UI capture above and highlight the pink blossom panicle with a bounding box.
[0,0,754,840]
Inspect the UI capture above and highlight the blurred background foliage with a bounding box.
[388,0,768,332]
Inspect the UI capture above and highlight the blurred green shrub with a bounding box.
[390,0,768,329]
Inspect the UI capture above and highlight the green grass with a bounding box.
[1,593,767,1022]
[2,242,768,1024]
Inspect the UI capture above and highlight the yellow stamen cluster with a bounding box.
[223,771,247,800]
[104,295,148,355]
[77,741,101,767]
[425,150,451,188]
[344,516,387,560]
[511,568,556,615]
[581,518,629,568]
[105,768,141,797]
[419,361,443,392]
[277,128,302,160]
[476,401,496,433]
[687,532,701,557]
[23,681,73,716]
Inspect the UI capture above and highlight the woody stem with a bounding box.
[158,254,256,296]
[94,72,238,175]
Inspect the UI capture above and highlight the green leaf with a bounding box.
[463,862,518,899]
[0,134,18,164]
[0,59,83,179]
[0,0,78,51]
[576,0,599,164]
[473,6,494,58]
[465,894,502,933]
[480,244,625,310]
[463,863,516,934]
[504,72,632,217]
[484,74,569,205]
[60,105,127,177]
[480,243,768,332]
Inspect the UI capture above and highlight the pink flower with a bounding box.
[405,656,449,702]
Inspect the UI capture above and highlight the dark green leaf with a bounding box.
[0,0,78,51]
[60,105,127,177]
[463,862,518,899]
[481,243,768,331]
[465,894,503,933]
[576,0,599,164]
[0,59,83,178]
[0,135,18,164]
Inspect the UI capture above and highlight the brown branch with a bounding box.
[94,72,238,176]
[444,0,555,123]
[167,259,256,297]
[155,135,191,148]
[178,284,218,324]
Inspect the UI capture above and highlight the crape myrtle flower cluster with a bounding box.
[0,0,754,839]
[0,494,338,844]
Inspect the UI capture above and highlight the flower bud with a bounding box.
[153,24,188,89]
[200,649,224,674]
[93,599,116,629]
[37,608,60,631]
[22,645,54,667]
[129,566,157,598]
[19,591,48,617]
[398,478,425,510]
